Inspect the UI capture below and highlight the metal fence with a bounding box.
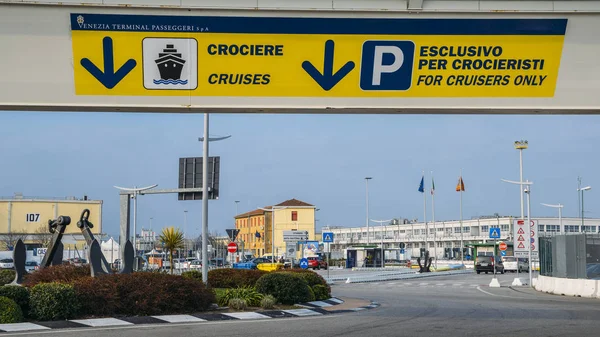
[539,233,600,279]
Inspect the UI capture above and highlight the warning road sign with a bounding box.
[514,219,538,258]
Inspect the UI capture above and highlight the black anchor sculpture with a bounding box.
[76,209,134,275]
[76,209,112,275]
[417,250,433,273]
[40,215,71,269]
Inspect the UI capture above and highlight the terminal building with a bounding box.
[323,215,600,262]
[0,193,103,250]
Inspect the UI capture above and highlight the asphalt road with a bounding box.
[7,271,600,337]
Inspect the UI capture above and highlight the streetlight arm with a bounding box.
[541,203,563,208]
[501,179,533,185]
[114,184,159,192]
[198,135,232,142]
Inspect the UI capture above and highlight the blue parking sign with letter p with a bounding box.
[360,40,415,91]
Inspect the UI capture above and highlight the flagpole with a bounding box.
[423,171,427,258]
[460,169,464,266]
[431,171,436,269]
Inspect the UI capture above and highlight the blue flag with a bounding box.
[418,176,424,193]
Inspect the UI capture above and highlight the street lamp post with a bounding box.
[514,140,528,220]
[541,203,563,234]
[502,179,534,287]
[258,206,288,263]
[577,186,592,229]
[524,182,533,288]
[235,201,240,216]
[113,184,158,258]
[198,119,231,285]
[371,219,392,268]
[184,210,188,257]
[365,177,372,245]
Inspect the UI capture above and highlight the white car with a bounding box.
[502,256,529,272]
[0,258,14,269]
[189,260,202,270]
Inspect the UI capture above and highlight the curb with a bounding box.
[0,297,379,333]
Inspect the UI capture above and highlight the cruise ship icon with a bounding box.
[154,44,188,85]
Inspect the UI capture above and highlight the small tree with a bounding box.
[34,224,53,248]
[0,232,28,251]
[158,227,184,274]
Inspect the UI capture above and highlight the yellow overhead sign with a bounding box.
[71,14,567,98]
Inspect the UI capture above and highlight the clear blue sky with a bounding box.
[1,111,598,239]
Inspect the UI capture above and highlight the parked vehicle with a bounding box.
[0,258,14,269]
[475,256,504,274]
[189,260,202,270]
[232,257,270,270]
[25,261,39,273]
[502,256,529,272]
[308,256,328,270]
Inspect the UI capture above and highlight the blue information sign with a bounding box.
[323,232,334,243]
[489,227,501,239]
[299,258,309,269]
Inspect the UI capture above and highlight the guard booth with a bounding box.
[345,246,381,268]
[468,242,514,258]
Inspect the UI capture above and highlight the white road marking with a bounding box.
[152,315,206,323]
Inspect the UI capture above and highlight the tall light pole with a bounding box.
[365,177,372,245]
[502,179,533,287]
[541,203,563,234]
[514,140,528,221]
[235,201,240,216]
[524,182,533,288]
[258,206,288,263]
[114,184,158,257]
[198,120,231,285]
[184,210,188,257]
[371,219,392,268]
[577,186,591,229]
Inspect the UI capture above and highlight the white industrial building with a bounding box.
[323,216,600,260]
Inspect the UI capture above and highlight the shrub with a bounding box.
[260,295,276,309]
[0,296,23,323]
[29,283,79,321]
[228,298,247,311]
[312,285,330,301]
[181,270,202,282]
[72,272,215,317]
[276,269,331,298]
[208,269,267,289]
[24,265,90,287]
[217,286,263,307]
[255,272,313,305]
[307,286,316,302]
[0,285,30,316]
[0,270,15,286]
[71,275,119,317]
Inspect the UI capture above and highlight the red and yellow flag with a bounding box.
[456,176,465,192]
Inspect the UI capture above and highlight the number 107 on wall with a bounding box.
[26,213,40,222]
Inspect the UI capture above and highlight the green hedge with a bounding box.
[275,269,331,299]
[312,285,329,301]
[0,296,23,323]
[181,270,202,282]
[29,283,79,321]
[0,269,15,286]
[208,269,267,288]
[0,285,30,317]
[255,272,313,305]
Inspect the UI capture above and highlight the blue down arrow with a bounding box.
[80,37,137,89]
[302,40,355,91]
